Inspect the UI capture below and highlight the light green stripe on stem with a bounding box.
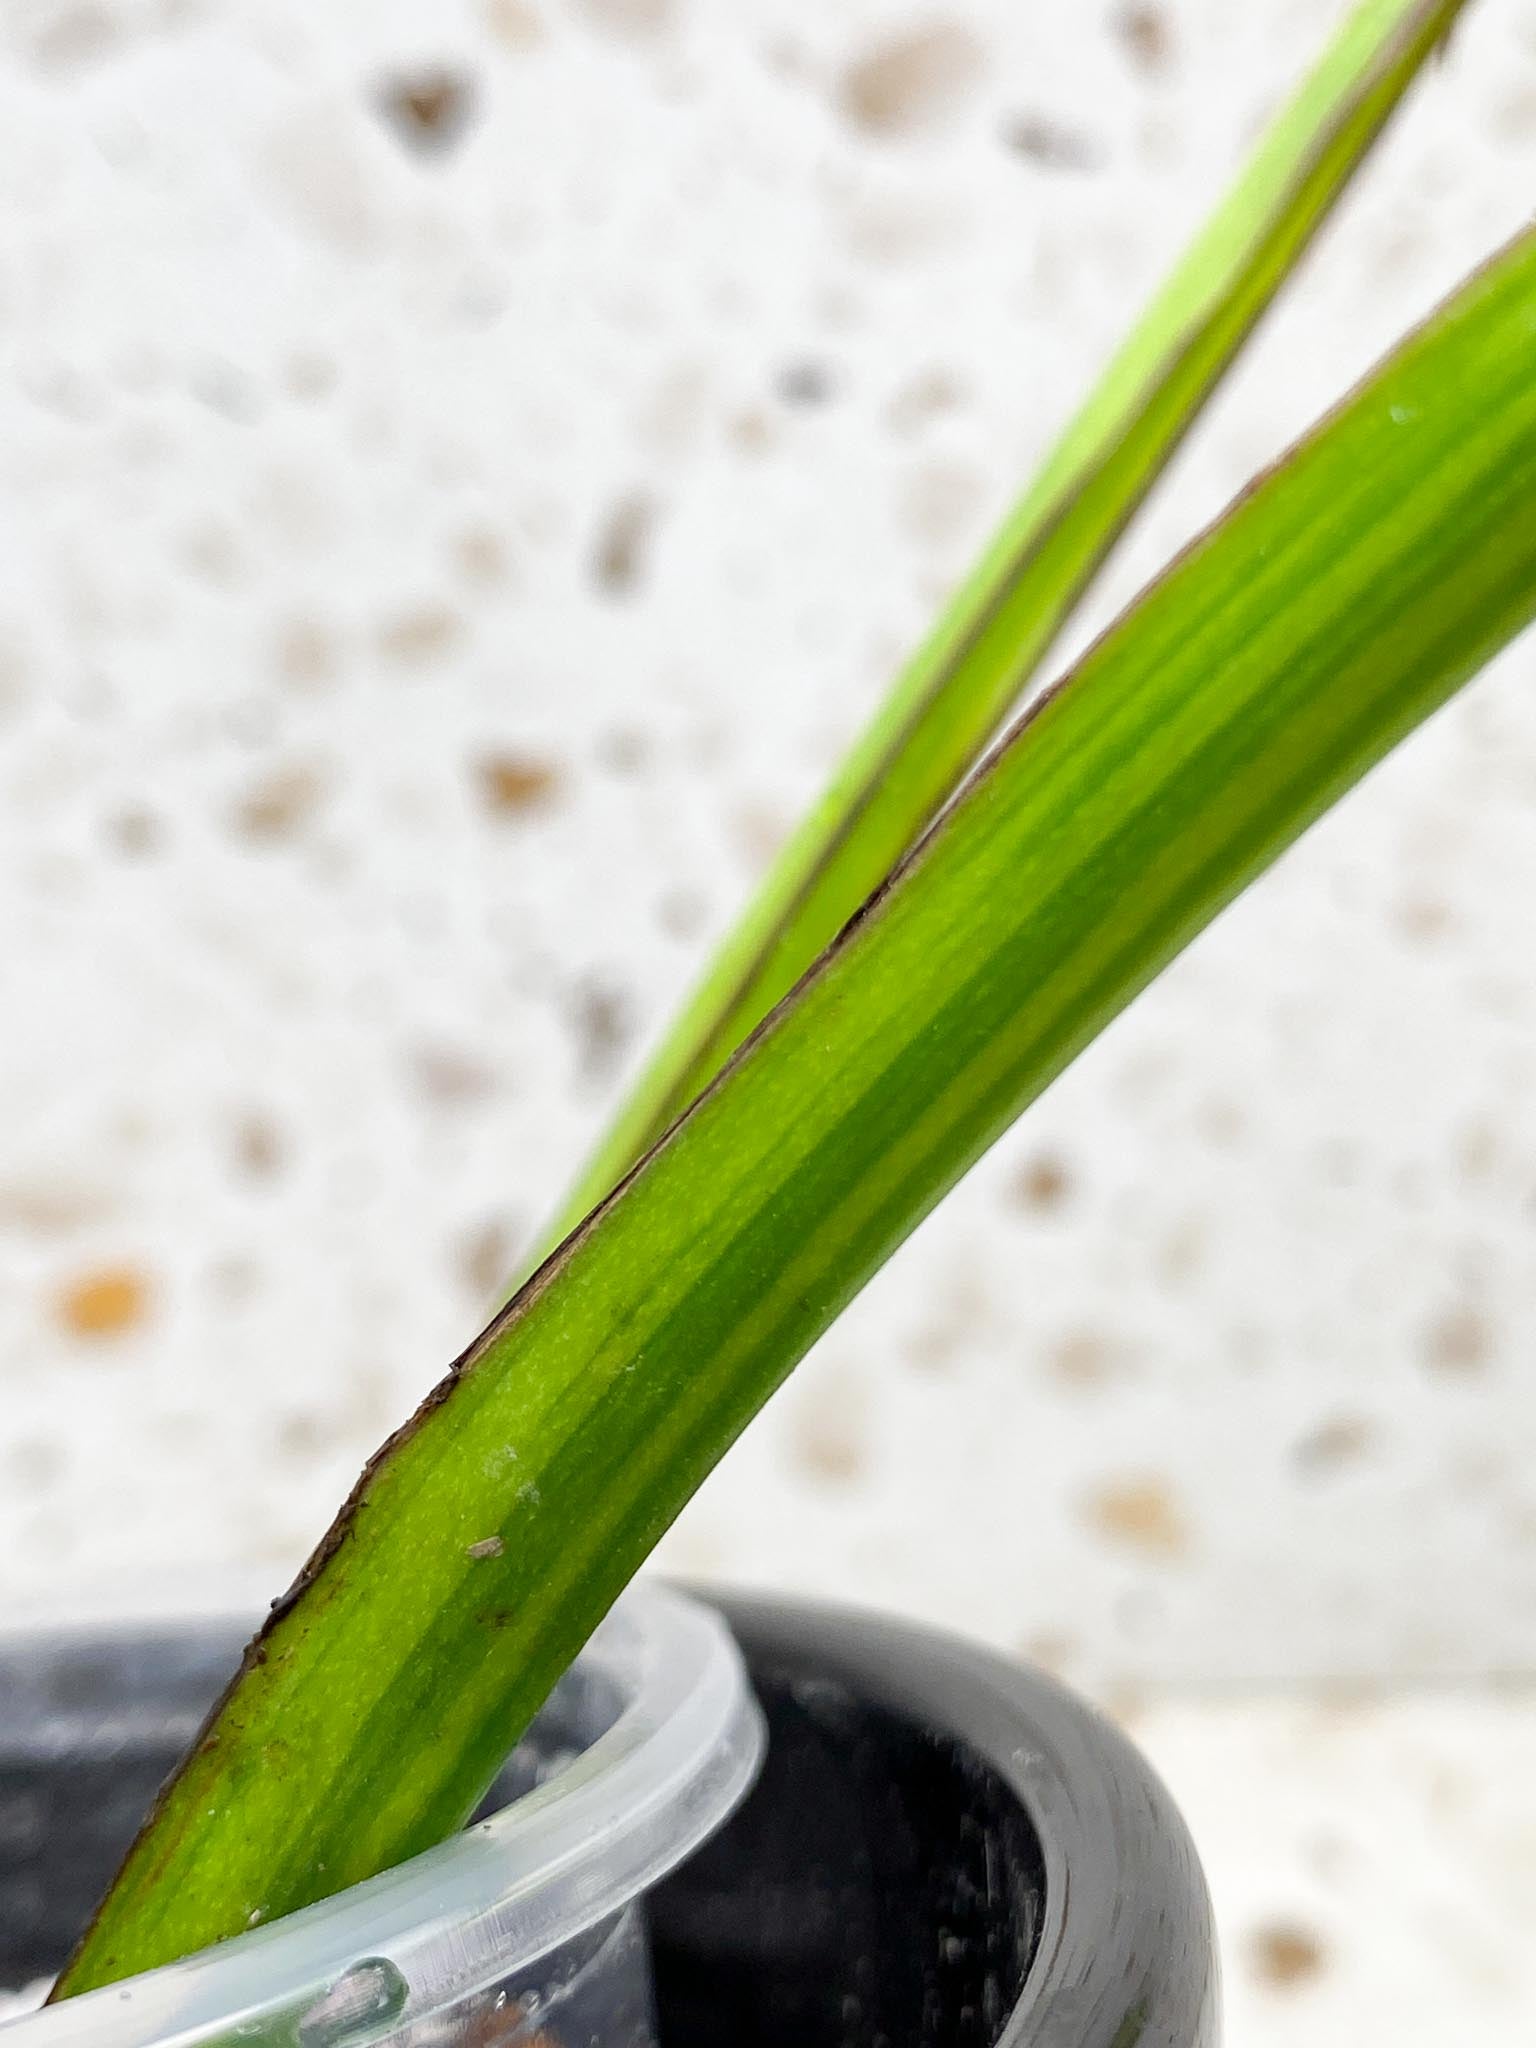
[541,0,1470,1249]
[60,222,1536,1993]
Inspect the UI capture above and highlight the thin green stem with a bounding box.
[540,0,1469,1253]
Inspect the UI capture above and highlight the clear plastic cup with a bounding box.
[0,1583,764,2048]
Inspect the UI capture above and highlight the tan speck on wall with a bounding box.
[839,24,984,137]
[1247,1919,1329,1991]
[1083,1477,1191,1560]
[55,1266,152,1342]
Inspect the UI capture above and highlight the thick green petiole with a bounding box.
[59,219,1536,1993]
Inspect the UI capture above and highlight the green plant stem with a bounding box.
[540,0,1469,1251]
[59,222,1536,1995]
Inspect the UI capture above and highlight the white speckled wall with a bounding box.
[3,0,1536,1700]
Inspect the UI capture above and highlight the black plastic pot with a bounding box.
[0,1589,1217,2047]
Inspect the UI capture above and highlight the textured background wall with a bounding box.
[7,3,1536,2037]
[4,0,1536,1681]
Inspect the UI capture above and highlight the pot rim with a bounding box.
[1,1582,764,2048]
[705,1589,1221,2048]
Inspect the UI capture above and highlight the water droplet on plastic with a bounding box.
[298,1958,409,2048]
